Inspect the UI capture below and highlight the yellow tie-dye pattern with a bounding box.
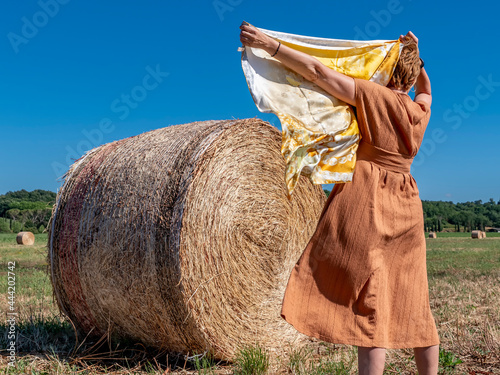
[240,28,402,198]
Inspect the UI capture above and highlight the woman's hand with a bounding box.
[399,31,418,45]
[239,22,276,51]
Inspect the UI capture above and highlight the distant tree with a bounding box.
[424,217,435,232]
[0,218,10,233]
[23,219,37,233]
[490,211,500,227]
[437,215,443,232]
[11,220,22,233]
[475,214,491,231]
[465,211,476,232]
[5,209,20,221]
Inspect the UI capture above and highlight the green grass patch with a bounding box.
[233,344,270,375]
[190,352,218,374]
[426,237,500,278]
[438,348,463,374]
[0,233,48,243]
[0,234,48,267]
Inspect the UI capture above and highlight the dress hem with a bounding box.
[280,313,440,349]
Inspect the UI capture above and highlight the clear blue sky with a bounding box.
[1,0,498,203]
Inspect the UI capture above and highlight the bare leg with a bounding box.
[358,346,386,375]
[414,345,439,375]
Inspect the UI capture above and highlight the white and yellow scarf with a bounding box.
[240,25,402,198]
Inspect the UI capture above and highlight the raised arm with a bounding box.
[400,31,432,107]
[239,22,356,106]
[414,67,432,107]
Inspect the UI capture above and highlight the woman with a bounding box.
[239,23,440,375]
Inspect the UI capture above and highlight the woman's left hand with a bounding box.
[239,22,274,50]
[399,31,418,45]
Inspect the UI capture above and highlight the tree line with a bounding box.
[1,189,499,234]
[421,199,500,232]
[0,189,56,234]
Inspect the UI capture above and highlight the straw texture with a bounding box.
[47,118,326,360]
[16,231,35,245]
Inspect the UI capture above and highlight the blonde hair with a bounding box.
[388,36,420,92]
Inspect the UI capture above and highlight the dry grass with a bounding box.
[380,237,500,375]
[3,232,500,375]
[2,234,499,374]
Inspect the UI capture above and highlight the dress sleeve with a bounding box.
[354,78,430,128]
[413,101,431,128]
[354,77,396,119]
[414,100,431,118]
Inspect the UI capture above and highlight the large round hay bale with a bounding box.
[471,230,482,239]
[428,232,437,238]
[16,231,35,245]
[47,119,327,360]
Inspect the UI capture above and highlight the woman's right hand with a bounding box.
[239,22,275,51]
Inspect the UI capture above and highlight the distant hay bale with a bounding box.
[471,230,482,239]
[481,231,486,238]
[47,119,327,360]
[16,231,35,245]
[428,232,437,238]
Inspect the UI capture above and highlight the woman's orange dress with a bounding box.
[280,77,440,348]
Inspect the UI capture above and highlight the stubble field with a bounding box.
[0,232,499,374]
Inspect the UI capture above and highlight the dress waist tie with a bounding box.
[356,141,413,174]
